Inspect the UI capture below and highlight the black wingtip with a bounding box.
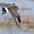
[17,16,21,23]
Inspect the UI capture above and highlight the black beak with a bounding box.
[1,13,5,15]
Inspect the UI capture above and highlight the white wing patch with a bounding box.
[15,17,19,23]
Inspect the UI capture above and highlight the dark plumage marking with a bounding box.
[1,13,4,15]
[17,16,21,23]
[2,7,6,13]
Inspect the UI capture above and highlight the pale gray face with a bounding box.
[2,7,8,15]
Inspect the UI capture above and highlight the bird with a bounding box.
[1,4,23,29]
[2,4,21,23]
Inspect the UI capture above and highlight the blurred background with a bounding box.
[0,0,34,34]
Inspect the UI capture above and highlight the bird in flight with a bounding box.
[1,4,23,29]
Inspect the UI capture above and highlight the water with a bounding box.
[0,0,34,34]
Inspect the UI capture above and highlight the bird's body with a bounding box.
[7,4,21,23]
[7,5,19,17]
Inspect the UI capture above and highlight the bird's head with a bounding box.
[2,7,8,15]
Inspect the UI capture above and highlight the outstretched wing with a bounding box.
[10,10,21,23]
[13,15,23,30]
[10,10,19,17]
[10,10,23,29]
[0,3,15,7]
